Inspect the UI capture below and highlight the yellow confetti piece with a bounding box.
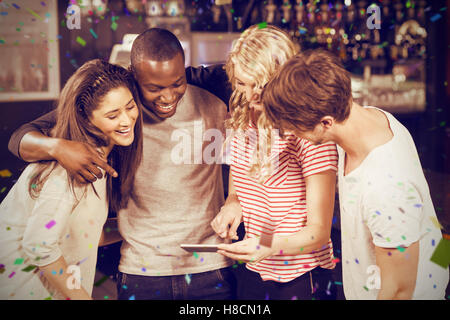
[0,169,12,177]
[429,216,443,230]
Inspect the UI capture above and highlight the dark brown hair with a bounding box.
[29,59,143,213]
[262,49,352,132]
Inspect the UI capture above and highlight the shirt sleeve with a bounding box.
[185,64,231,107]
[297,140,338,178]
[21,167,79,267]
[362,180,423,248]
[8,110,57,159]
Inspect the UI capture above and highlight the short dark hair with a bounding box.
[130,28,184,68]
[262,49,352,132]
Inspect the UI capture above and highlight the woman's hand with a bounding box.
[211,194,242,240]
[217,237,276,264]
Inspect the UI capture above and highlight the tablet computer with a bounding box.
[180,244,220,252]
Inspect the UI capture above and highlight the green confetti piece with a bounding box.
[76,36,86,47]
[0,187,6,193]
[44,296,52,300]
[258,21,267,29]
[363,285,369,291]
[21,265,37,272]
[14,258,24,265]
[430,238,450,269]
[94,275,109,287]
[193,252,198,259]
[396,245,406,252]
[89,28,98,39]
[111,21,118,31]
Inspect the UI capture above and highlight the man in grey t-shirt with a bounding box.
[115,28,234,300]
[8,28,235,300]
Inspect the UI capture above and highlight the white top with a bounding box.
[338,106,449,300]
[0,163,108,300]
[118,85,232,276]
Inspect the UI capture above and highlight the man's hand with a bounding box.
[211,194,242,240]
[51,139,118,184]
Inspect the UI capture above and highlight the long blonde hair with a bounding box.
[225,24,298,182]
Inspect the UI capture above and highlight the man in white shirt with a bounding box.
[261,49,449,299]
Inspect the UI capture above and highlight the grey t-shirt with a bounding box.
[118,85,232,276]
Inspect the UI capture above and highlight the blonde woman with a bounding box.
[188,25,338,300]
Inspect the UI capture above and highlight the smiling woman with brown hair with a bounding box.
[0,59,143,300]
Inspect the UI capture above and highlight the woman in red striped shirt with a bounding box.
[211,25,339,300]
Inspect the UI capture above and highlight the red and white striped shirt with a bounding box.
[229,126,338,282]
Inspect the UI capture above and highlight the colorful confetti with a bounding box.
[111,21,118,31]
[45,220,56,229]
[258,21,267,29]
[185,273,191,285]
[430,237,450,269]
[94,275,109,287]
[21,265,37,272]
[25,8,42,20]
[0,169,12,178]
[429,216,443,229]
[89,28,98,39]
[76,36,86,47]
[430,13,442,22]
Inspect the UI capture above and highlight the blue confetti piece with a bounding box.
[128,294,135,300]
[430,13,442,22]
[332,216,337,225]
[12,3,20,9]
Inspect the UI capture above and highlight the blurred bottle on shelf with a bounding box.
[280,0,293,31]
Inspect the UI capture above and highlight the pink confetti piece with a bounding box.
[8,271,15,278]
[45,220,56,229]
